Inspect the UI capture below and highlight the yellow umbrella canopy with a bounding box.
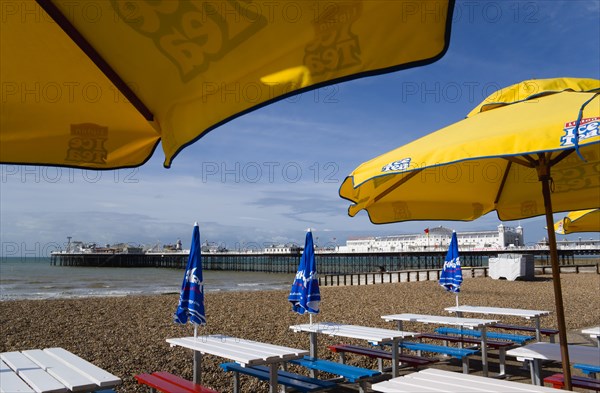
[340,77,600,224]
[340,77,600,390]
[1,0,454,169]
[555,209,600,234]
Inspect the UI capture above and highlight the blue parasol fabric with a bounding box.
[439,231,463,293]
[288,231,321,315]
[174,223,206,326]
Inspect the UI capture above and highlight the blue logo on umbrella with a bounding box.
[439,231,462,293]
[174,223,206,325]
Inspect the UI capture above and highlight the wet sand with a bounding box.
[1,274,599,392]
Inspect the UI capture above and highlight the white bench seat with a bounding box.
[1,360,35,393]
[0,352,67,393]
[23,349,97,391]
[43,348,121,388]
[373,368,559,392]
[167,335,307,366]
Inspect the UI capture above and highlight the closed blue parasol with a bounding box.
[288,230,320,319]
[174,223,206,333]
[439,231,462,304]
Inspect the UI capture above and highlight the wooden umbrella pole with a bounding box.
[540,169,572,391]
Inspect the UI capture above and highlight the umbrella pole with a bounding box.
[540,172,572,390]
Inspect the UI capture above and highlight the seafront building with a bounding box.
[57,224,600,257]
[337,224,524,253]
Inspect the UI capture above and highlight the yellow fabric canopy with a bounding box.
[555,209,600,234]
[340,77,600,224]
[1,0,454,169]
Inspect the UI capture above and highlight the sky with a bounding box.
[1,1,600,257]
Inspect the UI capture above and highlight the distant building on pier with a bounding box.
[264,244,302,254]
[337,224,524,253]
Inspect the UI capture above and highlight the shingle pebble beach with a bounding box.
[1,273,599,392]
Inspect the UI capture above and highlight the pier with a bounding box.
[51,248,599,273]
[51,250,490,271]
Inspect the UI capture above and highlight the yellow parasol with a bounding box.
[340,77,600,390]
[1,0,454,169]
[555,209,600,235]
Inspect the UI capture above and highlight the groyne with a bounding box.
[318,264,600,287]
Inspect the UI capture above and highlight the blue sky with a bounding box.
[1,1,599,256]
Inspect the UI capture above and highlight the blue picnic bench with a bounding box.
[399,341,478,374]
[290,356,380,393]
[574,363,600,378]
[327,344,438,371]
[435,327,535,345]
[220,362,336,392]
[493,323,559,343]
[418,333,514,376]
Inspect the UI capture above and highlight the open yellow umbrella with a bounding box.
[555,209,600,235]
[1,0,454,169]
[340,77,600,390]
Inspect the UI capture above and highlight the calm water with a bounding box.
[0,258,295,301]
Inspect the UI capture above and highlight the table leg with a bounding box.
[526,360,535,384]
[480,327,488,377]
[532,359,541,385]
[391,338,399,378]
[280,363,289,393]
[534,317,541,342]
[233,371,240,393]
[269,364,278,393]
[309,332,317,358]
[309,332,317,378]
[193,351,202,384]
[396,321,403,331]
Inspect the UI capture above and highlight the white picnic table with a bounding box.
[506,342,600,385]
[445,305,551,341]
[167,334,308,393]
[289,322,418,378]
[0,348,121,393]
[381,313,498,377]
[371,368,559,392]
[582,326,600,348]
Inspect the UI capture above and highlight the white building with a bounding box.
[338,224,524,253]
[264,244,302,254]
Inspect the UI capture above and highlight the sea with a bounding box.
[0,258,295,301]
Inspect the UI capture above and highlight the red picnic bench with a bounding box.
[135,371,219,393]
[544,373,600,391]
